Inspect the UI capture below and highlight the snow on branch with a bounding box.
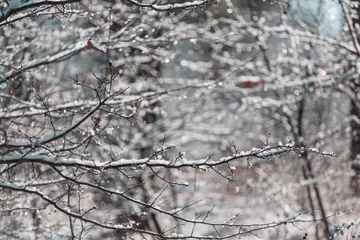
[0,178,349,239]
[0,88,127,148]
[126,0,209,11]
[0,0,81,22]
[0,145,335,170]
[0,94,141,119]
[0,40,89,84]
[0,179,138,232]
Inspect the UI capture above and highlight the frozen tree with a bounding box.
[0,0,359,239]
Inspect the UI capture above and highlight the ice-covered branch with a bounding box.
[126,0,209,11]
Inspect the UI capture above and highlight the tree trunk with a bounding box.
[350,1,360,195]
[350,86,360,194]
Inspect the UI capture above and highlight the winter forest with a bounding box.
[1,0,360,239]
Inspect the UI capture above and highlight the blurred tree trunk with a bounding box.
[350,1,360,195]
